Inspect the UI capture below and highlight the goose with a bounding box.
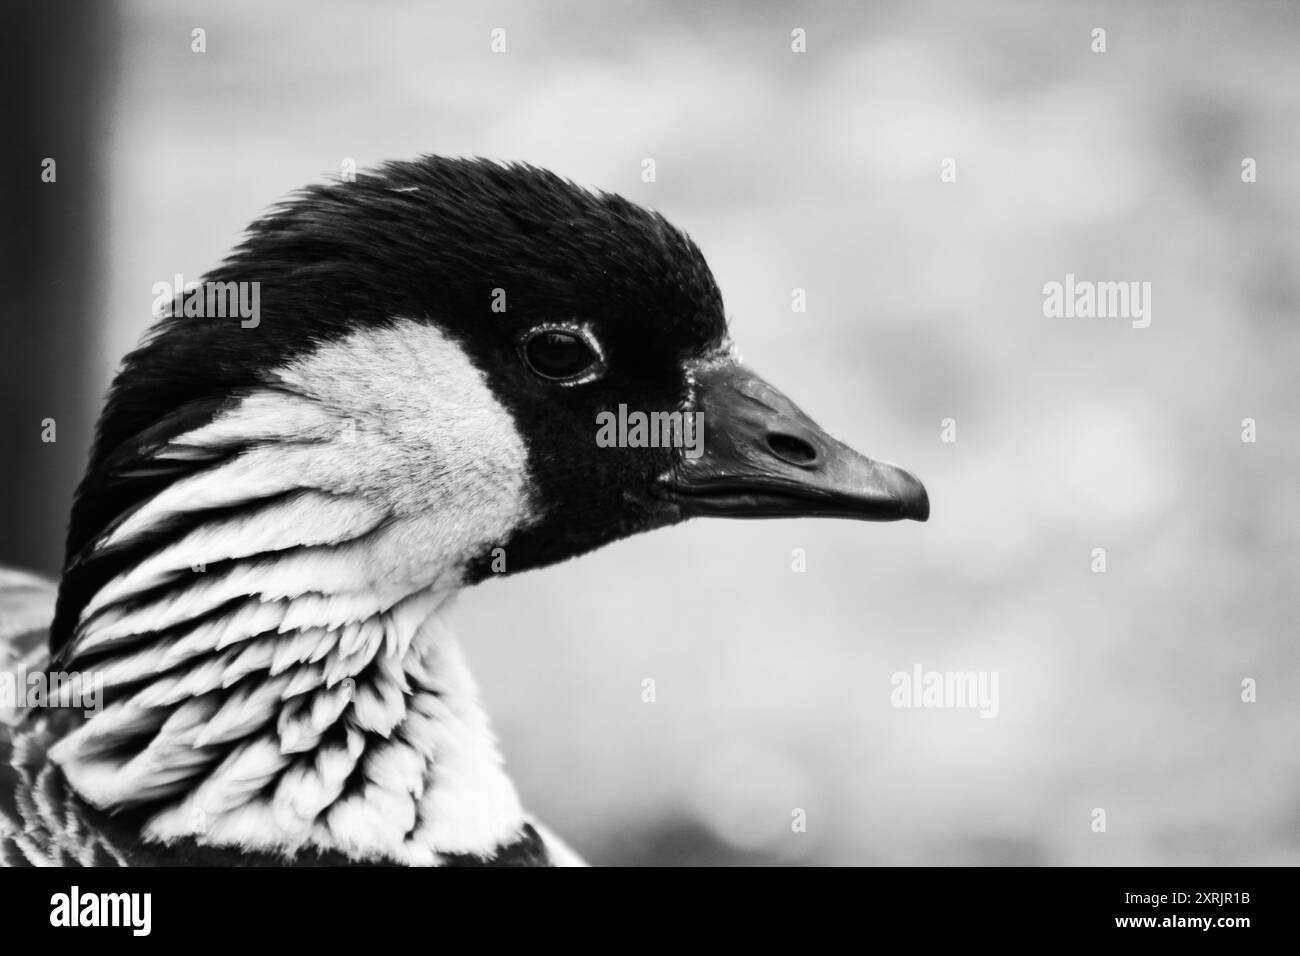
[0,157,928,866]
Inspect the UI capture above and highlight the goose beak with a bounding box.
[661,360,929,522]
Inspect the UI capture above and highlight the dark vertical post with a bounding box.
[0,2,114,575]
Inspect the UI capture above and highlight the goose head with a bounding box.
[45,157,927,864]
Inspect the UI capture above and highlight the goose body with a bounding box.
[0,157,926,866]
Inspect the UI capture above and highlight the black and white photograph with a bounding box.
[0,0,1294,934]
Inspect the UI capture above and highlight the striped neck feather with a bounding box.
[48,320,539,863]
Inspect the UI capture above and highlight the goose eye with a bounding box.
[521,328,603,383]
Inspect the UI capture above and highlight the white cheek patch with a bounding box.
[271,317,535,533]
[78,319,535,635]
[104,319,533,573]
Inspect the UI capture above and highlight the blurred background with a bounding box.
[2,0,1297,864]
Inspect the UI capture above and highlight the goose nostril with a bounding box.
[766,432,819,467]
